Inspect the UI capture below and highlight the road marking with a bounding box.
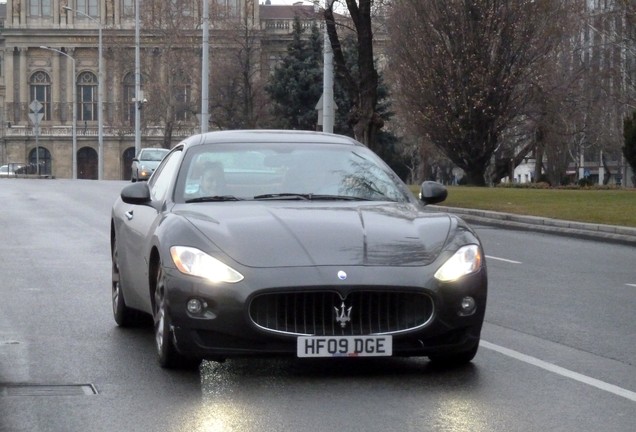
[481,340,636,402]
[485,255,522,264]
[627,283,636,288]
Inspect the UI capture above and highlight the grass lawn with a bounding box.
[410,185,636,228]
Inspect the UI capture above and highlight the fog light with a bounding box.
[187,298,203,315]
[459,296,476,315]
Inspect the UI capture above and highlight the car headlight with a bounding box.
[434,244,483,282]
[170,246,244,283]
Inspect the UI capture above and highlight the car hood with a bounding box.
[176,202,452,268]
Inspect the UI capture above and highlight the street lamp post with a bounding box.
[135,0,141,156]
[41,46,77,179]
[201,0,209,134]
[63,6,103,180]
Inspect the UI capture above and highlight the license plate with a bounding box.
[297,335,393,358]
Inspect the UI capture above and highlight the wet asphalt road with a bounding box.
[0,179,634,432]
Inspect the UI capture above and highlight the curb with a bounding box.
[430,206,636,246]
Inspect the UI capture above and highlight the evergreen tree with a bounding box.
[623,112,636,180]
[266,17,323,130]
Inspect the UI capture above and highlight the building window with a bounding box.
[29,71,51,121]
[123,72,144,125]
[78,71,98,121]
[122,0,135,17]
[29,0,52,16]
[169,0,195,16]
[76,0,99,17]
[215,0,239,18]
[175,79,192,121]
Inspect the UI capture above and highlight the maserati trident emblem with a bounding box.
[334,301,352,328]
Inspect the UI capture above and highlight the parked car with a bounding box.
[130,148,170,182]
[0,163,26,178]
[111,130,487,369]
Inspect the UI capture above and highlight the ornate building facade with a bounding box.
[0,0,320,179]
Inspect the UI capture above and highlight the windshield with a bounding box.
[176,143,410,203]
[140,149,169,162]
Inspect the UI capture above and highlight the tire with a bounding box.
[112,236,143,327]
[153,264,201,370]
[427,341,479,367]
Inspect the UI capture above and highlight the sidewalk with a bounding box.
[431,205,636,246]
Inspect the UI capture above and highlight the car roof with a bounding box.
[140,147,169,153]
[180,130,364,149]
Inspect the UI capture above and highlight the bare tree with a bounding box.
[138,0,203,147]
[209,1,270,129]
[324,0,383,149]
[387,0,571,185]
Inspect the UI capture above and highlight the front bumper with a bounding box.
[162,265,487,361]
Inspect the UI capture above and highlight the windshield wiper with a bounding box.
[253,193,372,201]
[307,194,372,201]
[253,193,312,200]
[185,195,242,203]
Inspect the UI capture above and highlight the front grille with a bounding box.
[249,290,434,336]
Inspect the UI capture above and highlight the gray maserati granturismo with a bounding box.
[110,130,487,369]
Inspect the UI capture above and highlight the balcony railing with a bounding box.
[2,125,198,138]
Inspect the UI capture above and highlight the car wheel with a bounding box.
[112,236,143,327]
[153,264,201,370]
[428,341,479,367]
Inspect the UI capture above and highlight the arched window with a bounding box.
[29,71,51,121]
[78,71,98,121]
[28,146,52,176]
[123,72,143,125]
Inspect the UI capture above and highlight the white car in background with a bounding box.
[130,148,170,182]
[0,163,25,178]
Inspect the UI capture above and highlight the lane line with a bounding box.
[485,255,522,264]
[627,283,636,288]
[481,340,636,402]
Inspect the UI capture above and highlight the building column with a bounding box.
[53,0,60,25]
[51,52,61,122]
[66,48,75,126]
[5,47,15,124]
[20,0,27,27]
[19,47,28,123]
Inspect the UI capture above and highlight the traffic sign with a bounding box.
[29,99,43,114]
[28,112,44,125]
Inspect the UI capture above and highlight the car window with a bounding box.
[149,148,182,202]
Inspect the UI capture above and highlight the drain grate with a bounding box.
[0,384,98,396]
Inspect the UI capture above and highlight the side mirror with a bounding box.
[121,181,151,205]
[419,181,447,205]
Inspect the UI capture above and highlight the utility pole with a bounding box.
[322,0,335,133]
[135,0,141,155]
[201,0,210,134]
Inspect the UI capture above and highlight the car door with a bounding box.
[117,147,183,312]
